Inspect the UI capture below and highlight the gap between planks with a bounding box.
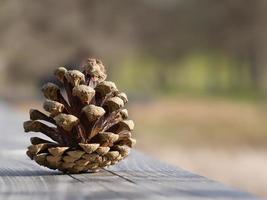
[67,168,136,184]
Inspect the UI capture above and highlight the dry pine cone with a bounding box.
[23,58,136,173]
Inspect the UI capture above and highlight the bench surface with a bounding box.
[0,103,259,200]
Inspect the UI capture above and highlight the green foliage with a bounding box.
[113,53,265,101]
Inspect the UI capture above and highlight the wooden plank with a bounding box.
[0,151,260,200]
[0,103,260,199]
[74,151,260,200]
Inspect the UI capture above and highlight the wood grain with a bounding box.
[0,103,260,199]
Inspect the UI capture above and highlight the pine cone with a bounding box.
[23,58,136,173]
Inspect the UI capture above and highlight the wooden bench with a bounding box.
[0,103,259,199]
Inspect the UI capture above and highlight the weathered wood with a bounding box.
[0,103,260,199]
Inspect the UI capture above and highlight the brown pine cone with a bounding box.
[23,58,136,173]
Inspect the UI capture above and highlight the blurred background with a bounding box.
[1,0,267,198]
